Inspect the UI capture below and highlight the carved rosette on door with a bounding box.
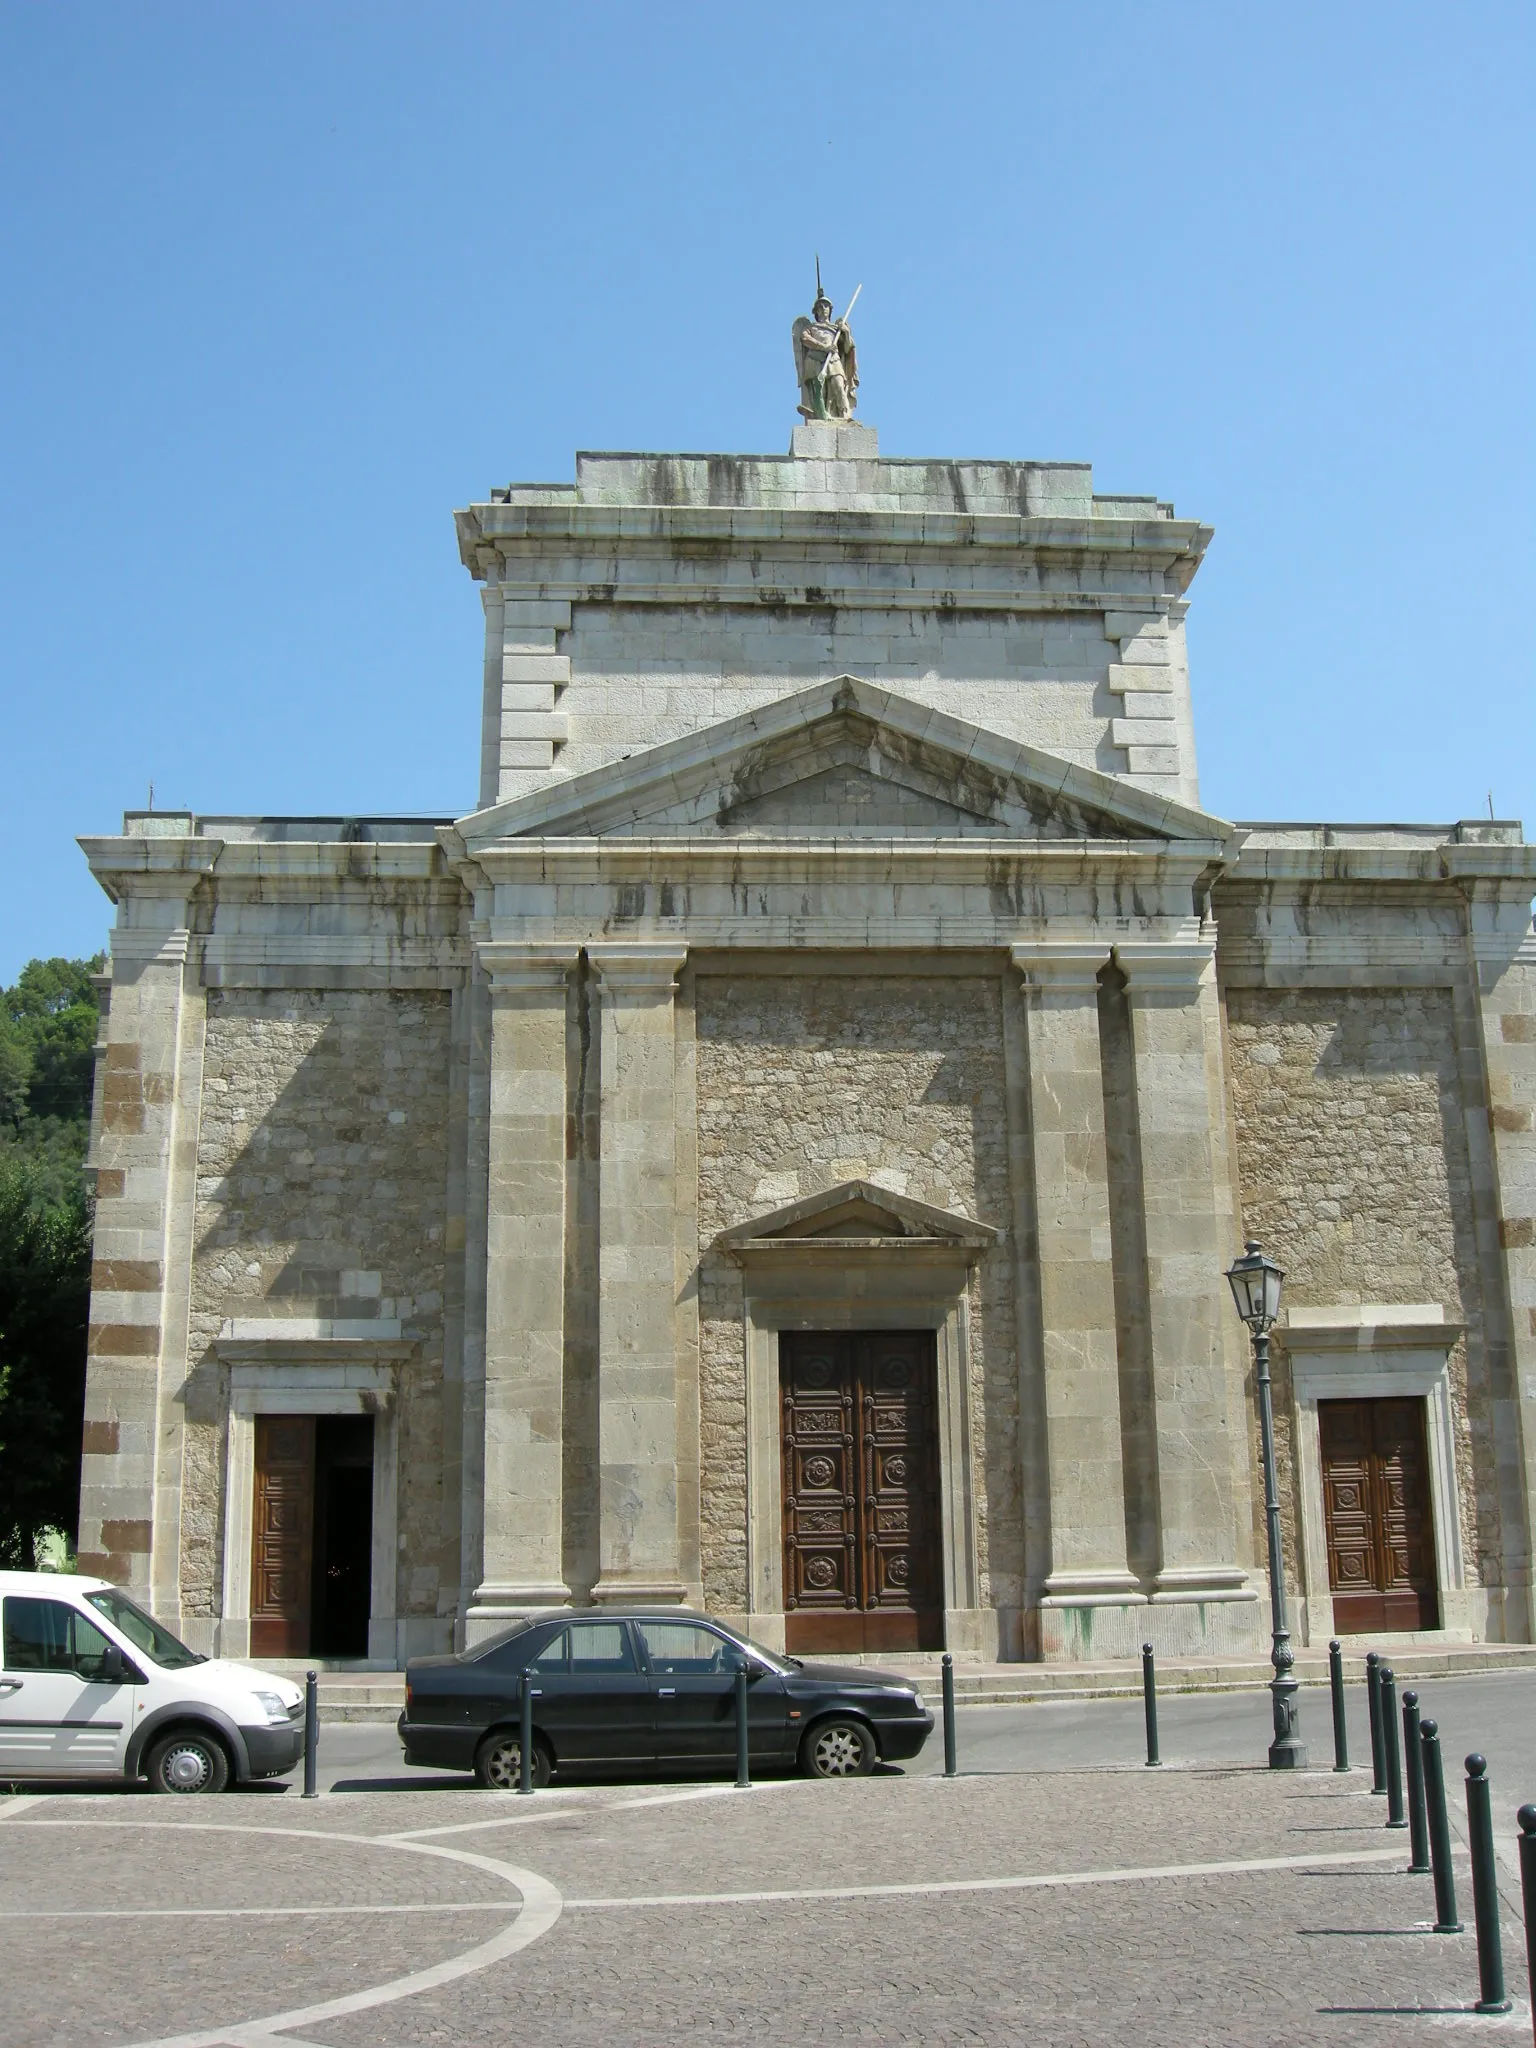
[781,1331,942,1653]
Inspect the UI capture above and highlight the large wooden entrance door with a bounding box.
[1319,1397,1439,1632]
[251,1416,316,1658]
[781,1330,943,1654]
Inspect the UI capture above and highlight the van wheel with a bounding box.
[800,1717,875,1779]
[474,1728,551,1790]
[146,1729,232,1795]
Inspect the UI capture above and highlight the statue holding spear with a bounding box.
[793,260,861,422]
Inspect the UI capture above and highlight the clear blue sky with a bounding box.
[2,3,1531,982]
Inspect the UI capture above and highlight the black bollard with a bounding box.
[1142,1643,1161,1767]
[1464,1756,1511,2013]
[1328,1640,1349,1772]
[1380,1668,1407,1829]
[941,1652,957,1778]
[1419,1719,1463,1933]
[518,1671,534,1795]
[1401,1690,1431,1875]
[1366,1651,1386,1795]
[302,1669,319,1799]
[1517,1805,1536,2046]
[735,1661,750,1789]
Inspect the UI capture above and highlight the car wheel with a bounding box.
[474,1728,552,1790]
[801,1716,875,1779]
[146,1728,232,1795]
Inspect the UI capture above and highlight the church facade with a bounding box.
[77,412,1536,1666]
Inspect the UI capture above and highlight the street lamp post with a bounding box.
[1226,1240,1308,1770]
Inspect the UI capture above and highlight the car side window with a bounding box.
[3,1597,115,1679]
[635,1620,733,1676]
[565,1622,636,1674]
[525,1628,569,1674]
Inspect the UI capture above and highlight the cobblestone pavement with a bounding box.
[0,1766,1529,2047]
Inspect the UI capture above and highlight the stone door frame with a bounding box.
[1282,1309,1468,1644]
[214,1340,413,1666]
[717,1183,997,1656]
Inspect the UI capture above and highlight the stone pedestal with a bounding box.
[1118,942,1255,1623]
[589,943,691,1605]
[1014,946,1140,1643]
[465,945,578,1640]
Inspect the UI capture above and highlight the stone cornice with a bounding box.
[456,502,1213,596]
[460,836,1225,878]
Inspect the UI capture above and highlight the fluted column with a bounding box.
[589,942,690,1604]
[1116,941,1251,1607]
[1013,945,1139,1620]
[465,944,579,1639]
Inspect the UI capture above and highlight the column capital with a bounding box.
[1113,938,1216,991]
[476,941,581,993]
[588,941,688,995]
[1011,942,1110,992]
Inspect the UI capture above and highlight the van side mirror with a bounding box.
[93,1646,135,1686]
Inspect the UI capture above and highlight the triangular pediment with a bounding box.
[449,678,1235,851]
[716,1179,1000,1250]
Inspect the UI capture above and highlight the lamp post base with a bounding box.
[1269,1678,1309,1770]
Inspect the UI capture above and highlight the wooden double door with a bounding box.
[1319,1397,1439,1633]
[250,1415,375,1659]
[781,1330,944,1654]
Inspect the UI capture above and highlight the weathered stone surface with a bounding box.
[692,973,1016,1618]
[185,989,452,1621]
[1225,987,1493,1588]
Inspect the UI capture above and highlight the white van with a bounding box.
[0,1571,305,1793]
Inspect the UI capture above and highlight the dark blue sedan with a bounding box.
[400,1609,934,1788]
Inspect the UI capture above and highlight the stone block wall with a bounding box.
[183,989,452,1620]
[489,601,1195,809]
[1223,987,1494,1586]
[691,970,1017,1617]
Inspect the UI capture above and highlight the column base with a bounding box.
[1150,1566,1255,1603]
[590,1577,690,1607]
[462,1580,572,1648]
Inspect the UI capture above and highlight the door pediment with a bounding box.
[450,677,1234,851]
[717,1178,1000,1258]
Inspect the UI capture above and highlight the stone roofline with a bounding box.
[103,810,1529,855]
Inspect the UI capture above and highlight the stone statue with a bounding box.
[793,269,860,422]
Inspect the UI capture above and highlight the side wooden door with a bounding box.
[781,1331,943,1654]
[1319,1397,1438,1633]
[250,1415,316,1658]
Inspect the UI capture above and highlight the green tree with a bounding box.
[0,955,103,1563]
[0,1154,91,1565]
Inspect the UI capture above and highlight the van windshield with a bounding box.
[86,1589,206,1669]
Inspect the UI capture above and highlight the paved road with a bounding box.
[281,1669,1536,1821]
[4,1675,1533,2045]
[3,1760,1530,2045]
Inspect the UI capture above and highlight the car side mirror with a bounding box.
[94,1646,134,1686]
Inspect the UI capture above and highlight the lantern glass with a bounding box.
[1226,1242,1285,1332]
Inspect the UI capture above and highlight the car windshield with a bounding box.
[85,1588,206,1669]
[723,1629,797,1675]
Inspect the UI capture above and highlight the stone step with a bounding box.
[268,1641,1536,1724]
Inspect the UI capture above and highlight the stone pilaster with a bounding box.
[78,858,213,1616]
[464,944,579,1640]
[1456,866,1536,1641]
[1116,942,1255,1621]
[1013,946,1139,1639]
[589,942,691,1605]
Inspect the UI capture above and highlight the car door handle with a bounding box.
[657,1687,676,1697]
[0,1682,20,1696]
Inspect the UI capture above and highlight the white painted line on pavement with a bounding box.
[562,1842,1410,1911]
[0,1795,42,1820]
[0,1817,564,2048]
[383,1775,792,1840]
[0,1900,523,1920]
